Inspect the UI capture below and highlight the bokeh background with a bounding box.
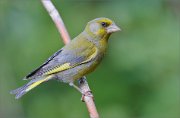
[0,0,179,118]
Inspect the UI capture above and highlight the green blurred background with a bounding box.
[0,0,179,118]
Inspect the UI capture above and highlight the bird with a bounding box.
[10,17,121,99]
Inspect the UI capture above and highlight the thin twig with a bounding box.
[41,0,99,118]
[41,0,70,44]
[79,77,99,118]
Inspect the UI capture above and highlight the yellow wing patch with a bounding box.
[45,63,71,75]
[43,47,98,75]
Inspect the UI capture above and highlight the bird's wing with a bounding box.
[25,39,97,80]
[25,49,63,79]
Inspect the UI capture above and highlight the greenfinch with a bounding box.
[10,17,120,99]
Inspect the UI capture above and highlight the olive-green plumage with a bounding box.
[10,17,120,99]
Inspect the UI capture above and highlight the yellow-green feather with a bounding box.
[45,63,71,75]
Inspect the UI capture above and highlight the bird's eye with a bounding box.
[101,22,107,27]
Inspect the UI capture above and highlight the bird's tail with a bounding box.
[10,76,52,99]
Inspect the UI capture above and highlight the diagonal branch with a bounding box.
[41,0,99,118]
[41,0,70,44]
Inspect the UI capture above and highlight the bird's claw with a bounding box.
[81,91,94,102]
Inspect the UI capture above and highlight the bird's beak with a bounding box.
[107,23,121,33]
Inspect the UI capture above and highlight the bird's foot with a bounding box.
[69,82,94,102]
[81,90,94,102]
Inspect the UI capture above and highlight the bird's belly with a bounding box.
[56,57,102,83]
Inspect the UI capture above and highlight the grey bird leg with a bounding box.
[69,82,93,102]
[69,82,83,94]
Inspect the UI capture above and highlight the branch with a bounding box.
[41,0,99,118]
[41,0,70,44]
[79,77,99,118]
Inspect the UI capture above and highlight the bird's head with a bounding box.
[85,17,121,38]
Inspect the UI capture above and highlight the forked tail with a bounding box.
[10,76,52,99]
